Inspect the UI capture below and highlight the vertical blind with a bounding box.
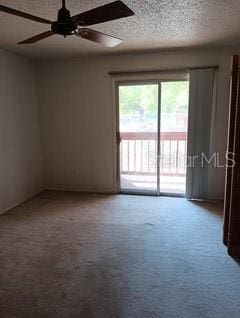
[186,68,217,199]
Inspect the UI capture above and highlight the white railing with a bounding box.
[120,132,187,176]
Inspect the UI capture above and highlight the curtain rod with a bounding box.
[109,65,219,76]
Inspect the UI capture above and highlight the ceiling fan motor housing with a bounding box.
[0,1,135,45]
[51,7,77,36]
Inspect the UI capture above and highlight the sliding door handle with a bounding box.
[116,132,122,144]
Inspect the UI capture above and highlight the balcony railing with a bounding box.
[120,132,187,176]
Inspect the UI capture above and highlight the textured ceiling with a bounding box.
[0,0,240,59]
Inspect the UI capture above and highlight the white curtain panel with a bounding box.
[186,68,216,199]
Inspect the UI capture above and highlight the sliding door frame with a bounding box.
[116,80,159,196]
[116,78,188,197]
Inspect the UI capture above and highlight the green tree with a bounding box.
[161,82,189,113]
[119,82,189,115]
[119,85,158,115]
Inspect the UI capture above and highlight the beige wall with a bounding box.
[38,48,232,199]
[0,50,43,214]
[0,47,233,214]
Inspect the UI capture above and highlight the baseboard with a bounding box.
[0,187,116,216]
[44,187,117,195]
[0,189,44,216]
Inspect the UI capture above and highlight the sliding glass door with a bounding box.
[118,83,159,194]
[117,79,189,196]
[160,81,189,194]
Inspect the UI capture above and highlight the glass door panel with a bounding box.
[118,83,159,193]
[160,81,189,194]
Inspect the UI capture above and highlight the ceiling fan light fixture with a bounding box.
[79,30,89,37]
[0,0,134,46]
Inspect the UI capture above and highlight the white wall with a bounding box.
[0,50,43,214]
[38,48,232,199]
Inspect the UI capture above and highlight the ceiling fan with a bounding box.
[0,0,134,47]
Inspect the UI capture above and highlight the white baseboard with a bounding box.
[44,187,117,195]
[0,188,44,216]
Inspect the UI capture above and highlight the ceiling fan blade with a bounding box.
[0,4,52,24]
[72,0,134,26]
[77,28,122,47]
[18,31,55,44]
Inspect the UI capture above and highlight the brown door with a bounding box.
[223,55,240,259]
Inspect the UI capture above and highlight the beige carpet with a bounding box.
[0,191,239,318]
